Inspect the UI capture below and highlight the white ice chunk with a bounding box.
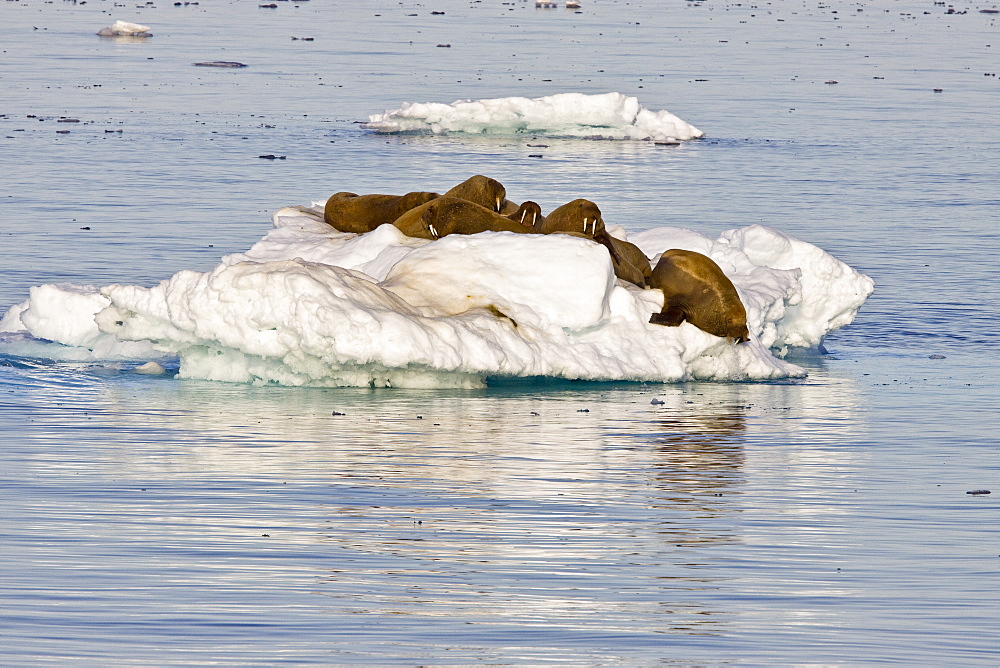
[364,92,704,141]
[0,206,873,388]
[97,20,152,37]
[721,225,875,351]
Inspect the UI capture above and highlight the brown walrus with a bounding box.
[648,249,749,343]
[391,196,535,240]
[505,201,543,228]
[444,175,508,213]
[323,191,440,234]
[533,198,603,237]
[604,235,653,288]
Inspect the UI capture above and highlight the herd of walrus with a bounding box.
[322,175,750,344]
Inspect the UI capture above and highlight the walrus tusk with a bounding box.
[496,196,502,212]
[429,224,439,239]
[582,217,589,233]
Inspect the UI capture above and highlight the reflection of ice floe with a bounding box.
[97,20,152,37]
[0,203,873,389]
[363,92,705,141]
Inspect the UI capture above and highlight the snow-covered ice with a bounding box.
[96,20,152,37]
[0,202,873,388]
[363,92,705,141]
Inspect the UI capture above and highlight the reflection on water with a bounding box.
[3,340,998,663]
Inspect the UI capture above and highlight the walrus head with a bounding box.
[727,324,750,344]
[507,201,543,227]
[444,175,507,213]
[540,199,603,234]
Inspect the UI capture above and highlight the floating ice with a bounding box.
[0,203,873,388]
[363,92,705,141]
[97,20,153,37]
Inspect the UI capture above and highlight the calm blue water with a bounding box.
[2,0,998,664]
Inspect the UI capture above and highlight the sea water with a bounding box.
[1,0,998,664]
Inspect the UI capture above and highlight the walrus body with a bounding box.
[391,196,535,240]
[444,175,508,213]
[605,235,653,288]
[323,191,439,234]
[648,249,749,343]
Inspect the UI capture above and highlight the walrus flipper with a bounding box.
[649,305,687,327]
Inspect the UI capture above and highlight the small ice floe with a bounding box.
[364,92,704,141]
[97,20,152,37]
[566,0,582,7]
[134,361,166,375]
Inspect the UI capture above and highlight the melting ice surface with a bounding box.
[363,92,705,141]
[96,19,152,37]
[0,203,873,389]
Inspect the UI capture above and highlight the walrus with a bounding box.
[647,249,749,343]
[533,198,603,237]
[505,201,543,228]
[323,191,440,234]
[391,196,535,240]
[444,175,508,213]
[604,235,653,287]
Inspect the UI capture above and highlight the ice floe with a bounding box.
[363,92,704,141]
[0,202,873,388]
[97,20,152,37]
